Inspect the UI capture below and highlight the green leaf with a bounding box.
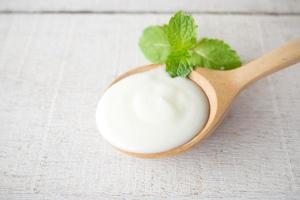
[138,11,242,78]
[166,11,197,50]
[190,38,242,70]
[139,26,170,63]
[166,50,193,77]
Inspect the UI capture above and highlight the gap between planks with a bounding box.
[0,10,300,16]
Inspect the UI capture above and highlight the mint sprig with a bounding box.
[139,11,242,77]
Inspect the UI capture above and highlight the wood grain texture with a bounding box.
[0,14,299,199]
[0,0,300,14]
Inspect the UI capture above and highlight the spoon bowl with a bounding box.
[105,38,300,158]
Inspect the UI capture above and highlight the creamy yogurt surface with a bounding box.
[96,67,209,154]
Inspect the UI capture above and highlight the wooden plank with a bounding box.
[0,0,300,14]
[0,14,299,199]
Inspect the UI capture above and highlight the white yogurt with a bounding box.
[96,67,209,154]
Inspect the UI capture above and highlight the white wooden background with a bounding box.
[0,1,300,200]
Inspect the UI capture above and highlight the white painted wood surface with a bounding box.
[0,4,300,200]
[0,0,300,14]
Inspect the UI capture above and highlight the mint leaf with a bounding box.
[190,38,241,70]
[166,11,197,50]
[138,11,242,77]
[166,50,193,77]
[139,26,170,63]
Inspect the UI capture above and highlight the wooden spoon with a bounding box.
[108,38,300,158]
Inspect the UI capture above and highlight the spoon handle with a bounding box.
[234,38,300,89]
